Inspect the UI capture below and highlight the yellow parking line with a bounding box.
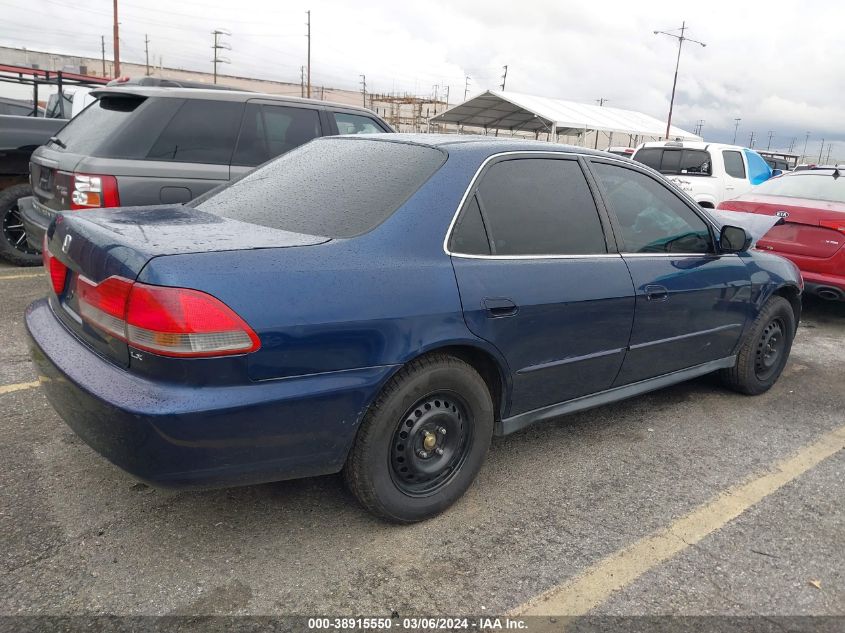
[512,424,845,617]
[0,380,41,395]
[0,272,42,281]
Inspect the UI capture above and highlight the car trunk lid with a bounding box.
[719,195,845,258]
[44,205,329,367]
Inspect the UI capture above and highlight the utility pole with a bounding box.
[826,144,833,164]
[360,74,366,107]
[444,85,450,108]
[464,76,471,101]
[596,98,608,106]
[732,118,741,144]
[305,10,311,98]
[748,131,755,148]
[500,65,508,91]
[144,34,150,76]
[654,22,706,140]
[211,29,231,84]
[432,85,439,115]
[100,35,106,77]
[788,137,796,152]
[767,130,774,150]
[818,139,825,163]
[112,0,120,77]
[300,66,305,97]
[802,132,810,162]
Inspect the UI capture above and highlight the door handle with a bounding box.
[644,285,669,302]
[482,297,518,318]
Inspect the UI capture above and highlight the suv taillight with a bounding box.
[42,236,68,294]
[77,276,261,357]
[69,173,120,209]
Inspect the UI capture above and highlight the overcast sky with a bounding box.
[3,0,842,157]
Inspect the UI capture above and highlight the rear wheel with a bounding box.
[0,184,41,267]
[344,353,494,522]
[720,296,795,395]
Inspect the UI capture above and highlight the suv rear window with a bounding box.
[147,99,243,164]
[195,138,446,237]
[49,96,145,154]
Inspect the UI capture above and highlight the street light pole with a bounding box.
[732,118,741,144]
[654,21,706,140]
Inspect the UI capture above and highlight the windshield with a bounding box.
[753,173,845,204]
[194,137,447,238]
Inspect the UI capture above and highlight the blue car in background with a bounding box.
[27,135,802,522]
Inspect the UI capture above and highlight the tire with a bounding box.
[0,184,41,267]
[720,296,795,395]
[344,353,494,523]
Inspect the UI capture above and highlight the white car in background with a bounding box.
[631,141,778,208]
[605,146,635,158]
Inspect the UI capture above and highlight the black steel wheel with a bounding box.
[720,295,796,395]
[754,317,786,382]
[389,392,473,496]
[0,183,41,266]
[344,353,494,523]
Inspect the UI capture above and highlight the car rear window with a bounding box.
[194,138,447,237]
[49,95,145,154]
[753,173,845,204]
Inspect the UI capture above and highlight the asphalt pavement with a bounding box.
[0,260,842,629]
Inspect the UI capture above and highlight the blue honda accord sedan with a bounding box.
[26,135,802,522]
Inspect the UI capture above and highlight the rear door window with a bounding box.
[723,150,746,179]
[470,158,607,256]
[232,103,321,166]
[333,112,386,134]
[147,99,243,164]
[634,148,662,170]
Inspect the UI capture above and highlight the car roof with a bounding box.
[322,133,615,159]
[89,86,380,115]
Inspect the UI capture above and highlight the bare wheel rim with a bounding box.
[389,391,473,497]
[3,203,39,255]
[754,317,786,381]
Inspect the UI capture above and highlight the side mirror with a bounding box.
[720,225,752,254]
[770,168,784,178]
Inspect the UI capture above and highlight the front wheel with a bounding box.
[720,296,796,395]
[344,354,494,523]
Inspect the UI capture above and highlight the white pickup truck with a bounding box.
[631,141,779,208]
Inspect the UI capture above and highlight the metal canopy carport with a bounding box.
[430,90,701,143]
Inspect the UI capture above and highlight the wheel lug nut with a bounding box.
[417,450,428,458]
[435,447,444,456]
[438,427,447,435]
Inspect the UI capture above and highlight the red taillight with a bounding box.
[42,236,68,294]
[820,219,845,234]
[76,276,260,358]
[69,173,120,210]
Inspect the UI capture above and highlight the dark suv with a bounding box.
[19,87,392,252]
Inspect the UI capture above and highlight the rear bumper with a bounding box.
[18,196,50,250]
[25,298,396,488]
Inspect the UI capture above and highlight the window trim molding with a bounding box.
[444,150,620,260]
